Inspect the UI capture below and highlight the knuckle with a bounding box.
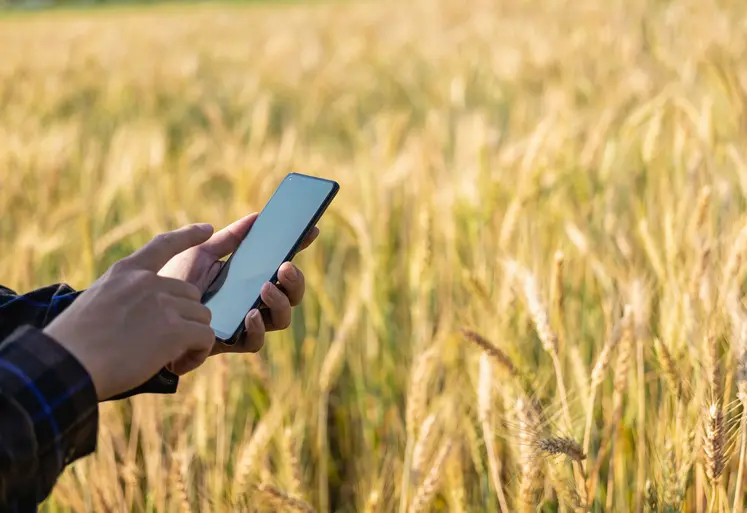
[125,269,154,289]
[154,292,172,312]
[183,282,202,301]
[136,270,156,284]
[200,305,212,323]
[152,232,171,246]
[198,326,215,347]
[109,259,129,273]
[165,313,185,336]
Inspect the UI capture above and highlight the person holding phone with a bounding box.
[0,214,318,511]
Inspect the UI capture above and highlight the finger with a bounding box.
[236,309,266,353]
[166,296,212,324]
[276,262,305,307]
[168,347,212,376]
[129,224,214,271]
[178,322,216,352]
[201,213,258,258]
[204,260,225,292]
[260,282,292,331]
[156,276,203,301]
[297,227,320,252]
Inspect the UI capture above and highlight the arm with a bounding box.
[0,284,179,400]
[0,223,219,507]
[0,326,97,509]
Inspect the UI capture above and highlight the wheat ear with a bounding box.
[282,427,303,497]
[516,397,542,512]
[411,413,437,483]
[399,345,438,513]
[233,409,281,503]
[537,437,586,462]
[408,440,453,513]
[256,483,315,513]
[731,305,747,513]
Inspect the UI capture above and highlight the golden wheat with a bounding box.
[3,0,747,510]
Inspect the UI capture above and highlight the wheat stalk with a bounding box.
[723,227,747,298]
[233,409,282,503]
[169,450,191,513]
[707,334,723,408]
[654,337,689,403]
[477,353,510,513]
[690,245,712,303]
[282,427,303,497]
[411,413,437,482]
[445,447,467,513]
[663,439,686,511]
[522,270,576,488]
[583,306,632,465]
[408,440,453,513]
[545,457,587,513]
[605,305,634,510]
[694,185,711,232]
[399,344,439,513]
[701,331,725,507]
[405,346,439,438]
[255,483,315,513]
[498,196,524,251]
[516,397,543,512]
[631,279,650,513]
[731,302,747,513]
[319,289,363,513]
[523,273,559,354]
[552,251,565,321]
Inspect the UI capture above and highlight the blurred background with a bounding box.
[3,0,747,511]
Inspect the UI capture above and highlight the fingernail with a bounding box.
[249,309,262,328]
[285,265,298,281]
[195,223,213,233]
[267,283,283,300]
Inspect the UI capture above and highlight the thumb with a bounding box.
[202,213,258,258]
[129,223,214,271]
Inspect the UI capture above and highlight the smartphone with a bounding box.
[201,173,339,344]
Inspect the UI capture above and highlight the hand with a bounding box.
[157,213,319,375]
[44,224,216,400]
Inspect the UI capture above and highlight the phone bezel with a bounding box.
[202,172,340,345]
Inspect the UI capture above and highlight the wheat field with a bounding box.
[3,0,747,511]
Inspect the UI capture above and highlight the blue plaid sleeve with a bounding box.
[0,284,180,400]
[0,325,98,510]
[0,284,81,340]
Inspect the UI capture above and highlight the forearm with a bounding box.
[0,326,98,509]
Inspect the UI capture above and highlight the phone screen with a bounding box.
[203,174,337,340]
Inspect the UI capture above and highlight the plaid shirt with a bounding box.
[0,284,180,511]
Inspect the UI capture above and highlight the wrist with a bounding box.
[43,323,108,401]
